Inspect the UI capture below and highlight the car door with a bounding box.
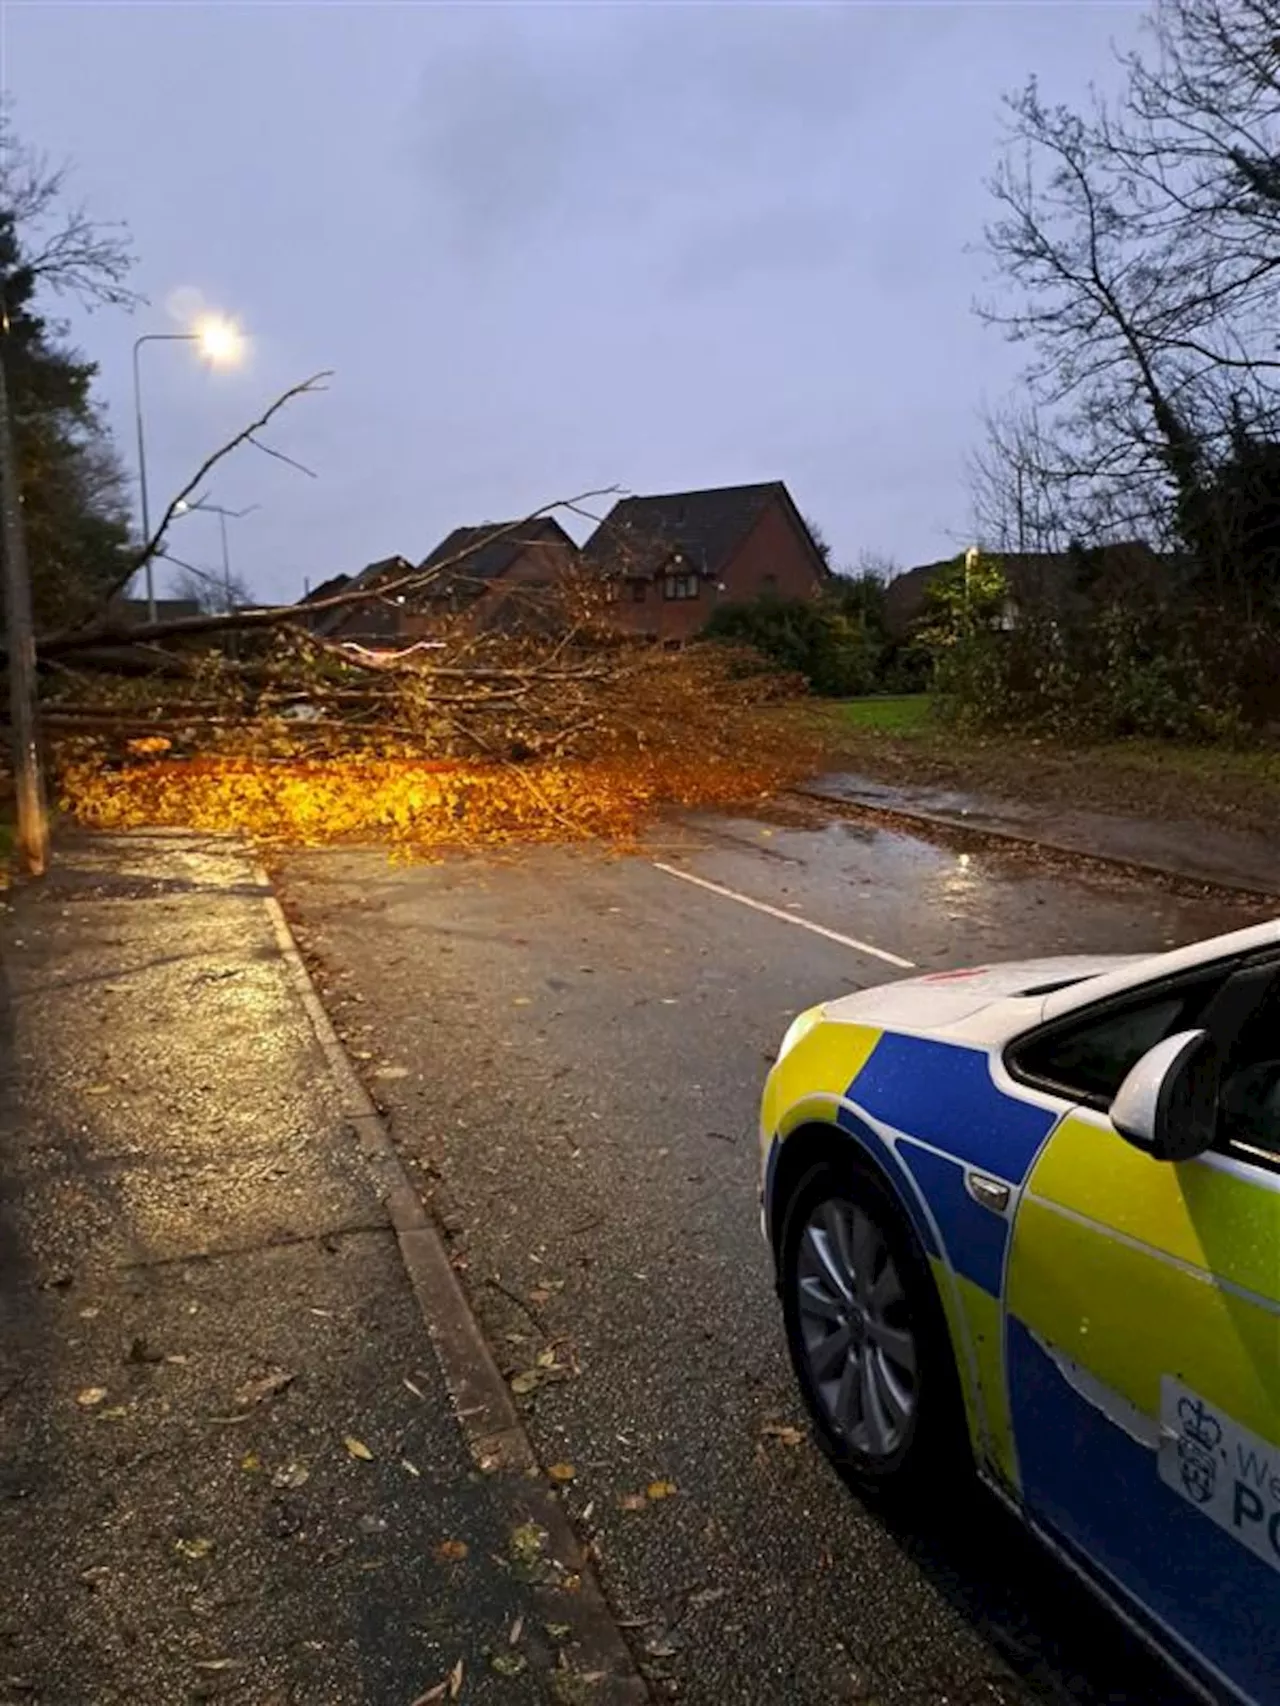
[1002,962,1280,1706]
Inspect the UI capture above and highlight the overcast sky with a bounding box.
[5,1,1144,604]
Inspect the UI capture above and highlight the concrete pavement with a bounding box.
[274,809,1269,1706]
[0,831,638,1705]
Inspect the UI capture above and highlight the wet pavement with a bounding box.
[274,810,1271,1706]
[804,773,1279,896]
[0,831,603,1705]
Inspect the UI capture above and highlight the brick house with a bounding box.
[412,517,578,633]
[299,557,415,644]
[581,481,829,643]
[299,520,577,645]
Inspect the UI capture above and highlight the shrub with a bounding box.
[702,598,883,697]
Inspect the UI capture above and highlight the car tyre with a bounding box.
[779,1156,967,1496]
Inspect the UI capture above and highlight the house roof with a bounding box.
[299,572,352,606]
[417,517,576,597]
[305,556,414,636]
[582,481,828,581]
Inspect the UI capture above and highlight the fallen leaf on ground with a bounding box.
[435,1539,468,1563]
[509,1370,541,1396]
[619,1493,647,1513]
[535,1349,558,1369]
[241,1452,262,1473]
[343,1436,374,1461]
[547,1462,576,1483]
[85,1084,112,1095]
[400,1459,420,1478]
[175,1537,214,1560]
[76,1387,107,1408]
[646,1480,677,1501]
[528,1287,552,1307]
[374,1065,409,1080]
[509,1522,547,1566]
[760,1422,806,1447]
[271,1462,309,1490]
[97,1406,129,1422]
[193,1659,237,1672]
[491,1652,527,1677]
[545,1623,571,1641]
[234,1368,295,1410]
[403,1377,425,1400]
[508,1614,524,1646]
[409,1684,449,1706]
[449,1658,464,1699]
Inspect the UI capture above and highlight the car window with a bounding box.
[1218,979,1280,1162]
[1011,973,1225,1106]
[1016,996,1188,1103]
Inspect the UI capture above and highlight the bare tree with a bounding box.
[0,108,137,309]
[966,404,1075,553]
[167,559,255,616]
[978,3,1280,565]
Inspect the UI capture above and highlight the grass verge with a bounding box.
[804,697,1280,840]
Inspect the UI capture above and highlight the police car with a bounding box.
[760,920,1280,1706]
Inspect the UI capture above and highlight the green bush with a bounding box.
[917,549,1261,743]
[702,599,883,697]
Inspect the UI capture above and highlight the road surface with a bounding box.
[275,802,1269,1706]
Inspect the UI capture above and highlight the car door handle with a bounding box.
[965,1171,1012,1215]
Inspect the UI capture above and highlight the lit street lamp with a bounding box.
[132,315,243,621]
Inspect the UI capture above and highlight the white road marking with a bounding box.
[652,862,916,969]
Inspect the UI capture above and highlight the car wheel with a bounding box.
[779,1158,965,1493]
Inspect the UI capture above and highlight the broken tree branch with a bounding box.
[40,486,621,657]
[106,370,333,600]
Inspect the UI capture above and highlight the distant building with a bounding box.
[107,596,202,625]
[883,542,1180,642]
[581,480,829,643]
[298,522,580,645]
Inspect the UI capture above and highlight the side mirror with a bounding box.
[1111,1029,1220,1162]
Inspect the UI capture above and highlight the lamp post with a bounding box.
[132,316,243,622]
[195,500,260,611]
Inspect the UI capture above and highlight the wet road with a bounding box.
[276,807,1270,1706]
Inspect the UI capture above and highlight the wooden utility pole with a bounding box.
[0,303,51,876]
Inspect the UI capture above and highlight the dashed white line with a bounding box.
[652,862,916,969]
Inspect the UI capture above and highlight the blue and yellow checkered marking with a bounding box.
[850,1032,1057,1185]
[765,1020,1060,1484]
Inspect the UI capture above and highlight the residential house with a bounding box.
[581,481,829,643]
[412,517,578,633]
[293,572,353,632]
[883,542,1178,642]
[300,557,415,644]
[303,522,578,647]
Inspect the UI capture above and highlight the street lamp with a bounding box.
[132,314,243,622]
[193,499,260,611]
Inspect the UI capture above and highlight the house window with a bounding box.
[603,578,621,602]
[631,580,647,603]
[663,573,699,601]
